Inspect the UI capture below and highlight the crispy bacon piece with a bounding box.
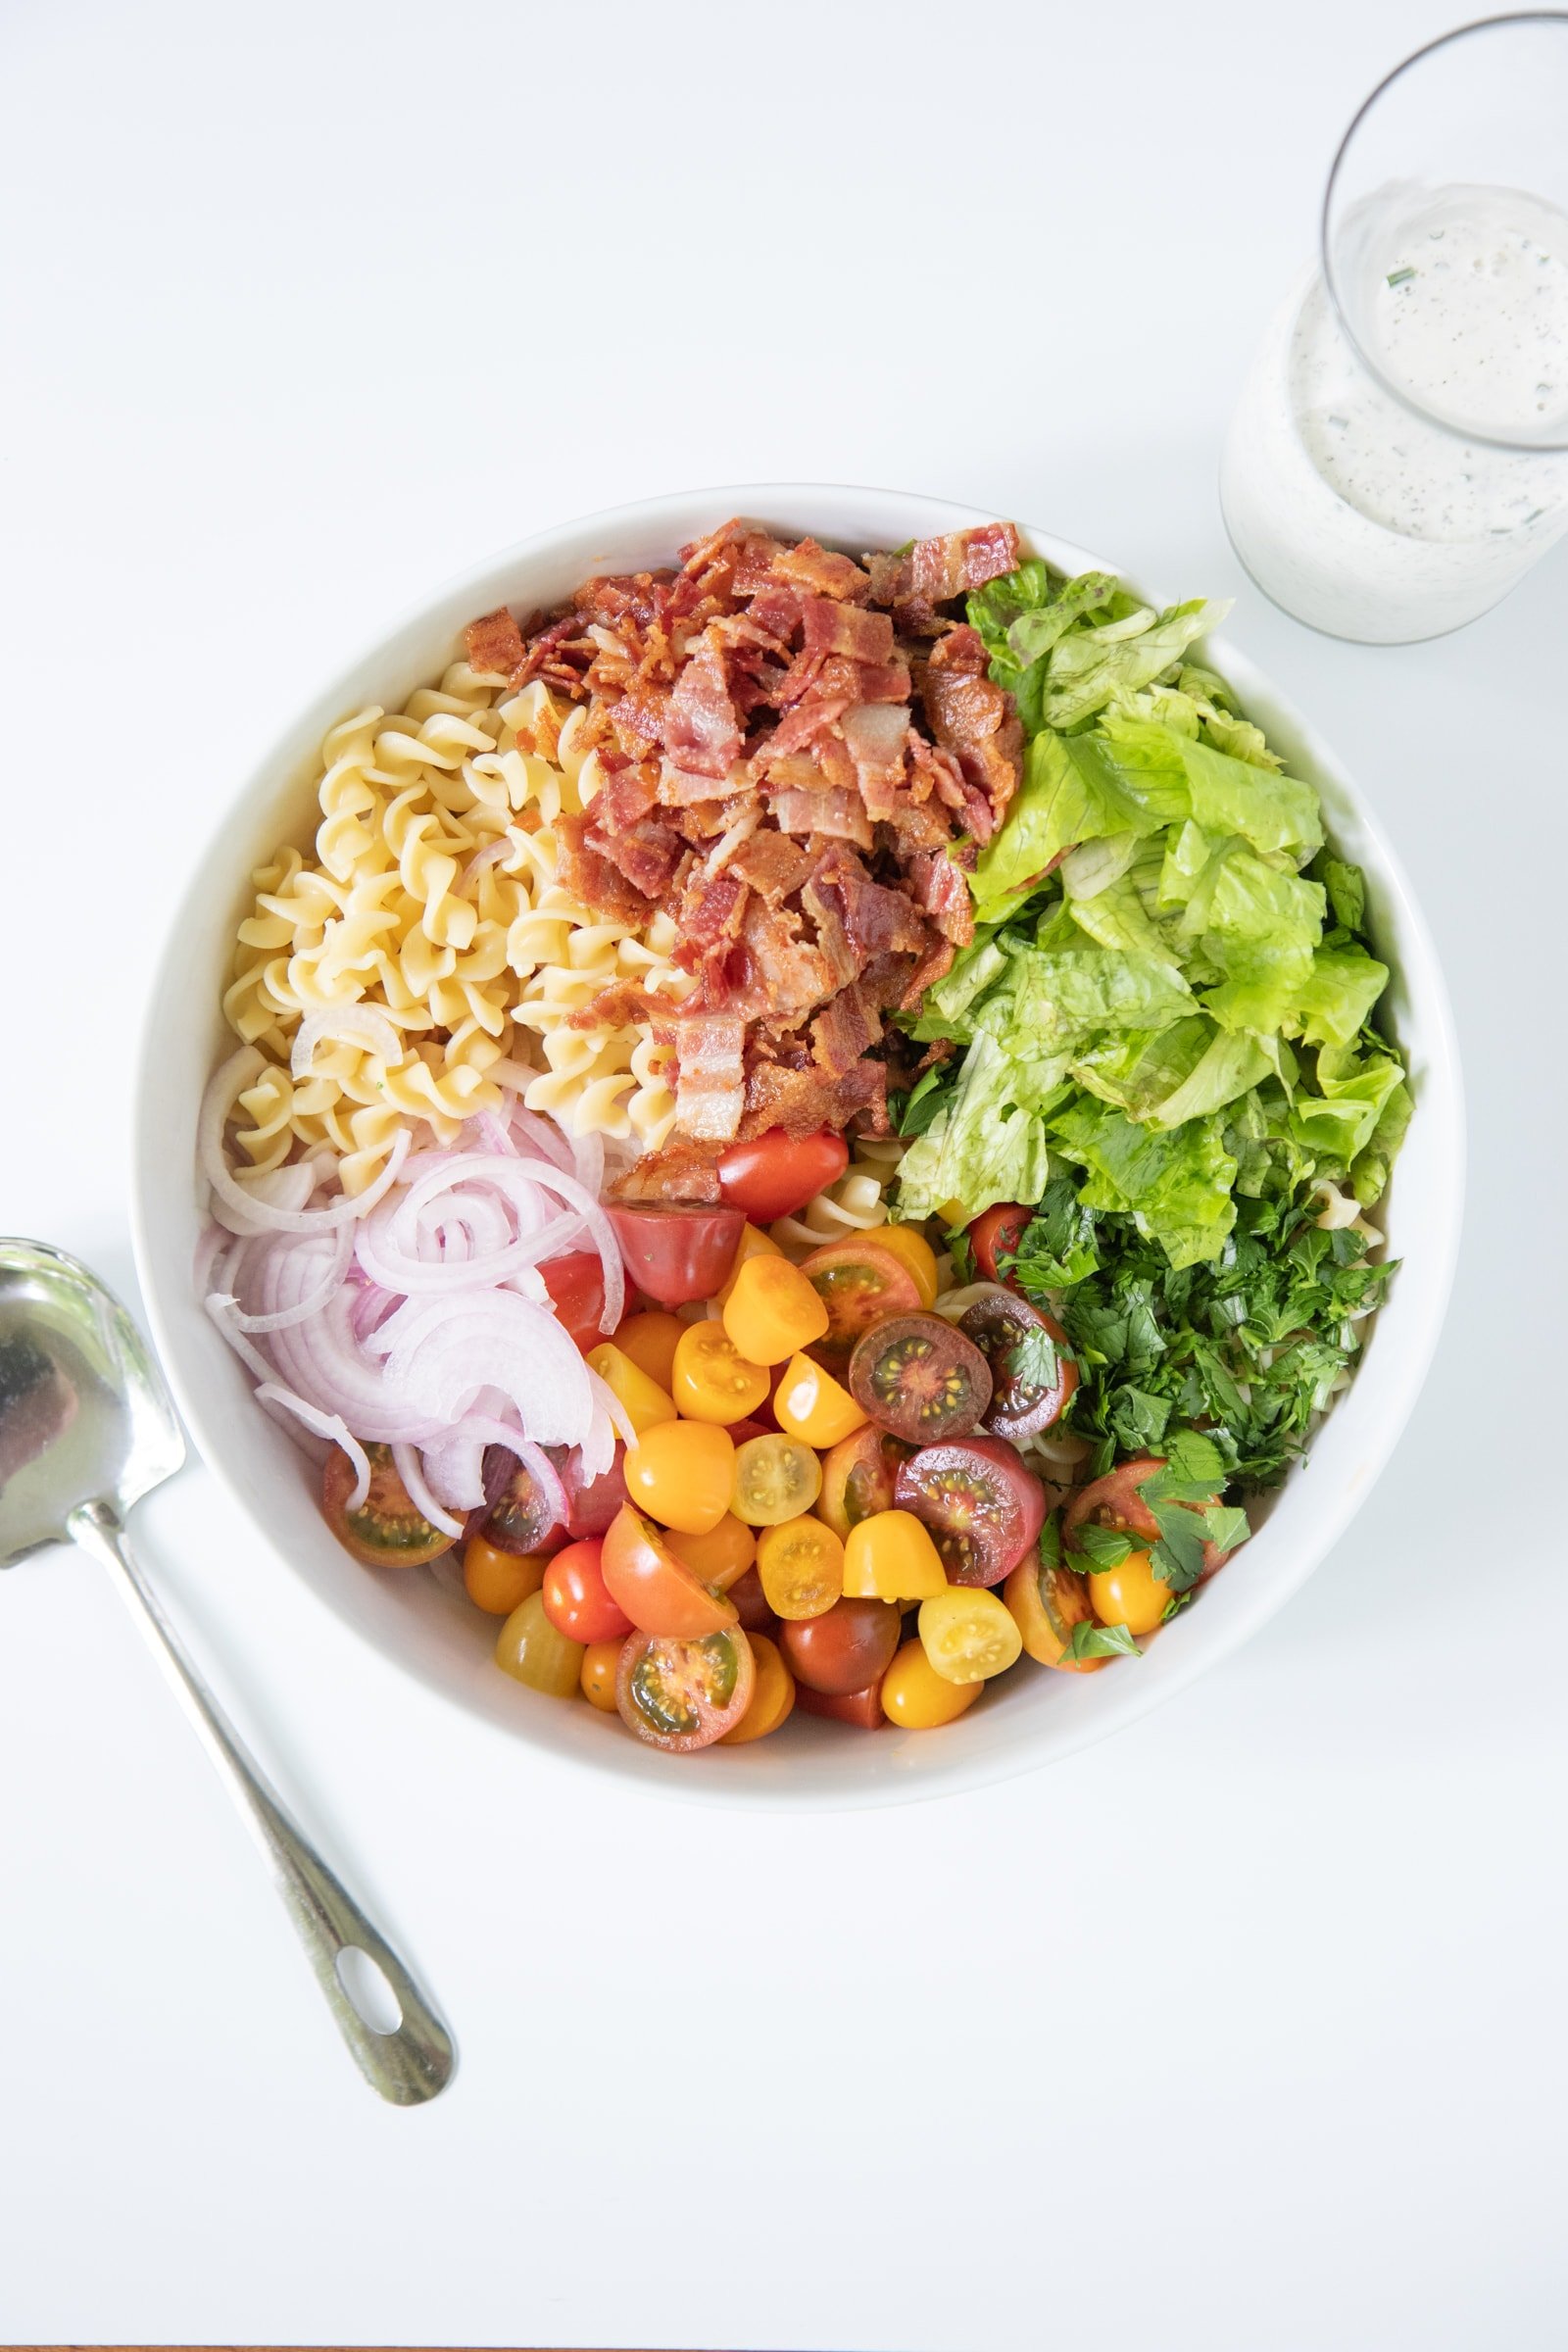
[465,609,525,675]
[801,599,895,664]
[611,1139,722,1204]
[842,704,910,814]
[556,812,654,924]
[662,634,742,779]
[808,842,928,962]
[770,787,872,851]
[900,935,957,1011]
[909,851,976,948]
[754,694,851,766]
[868,523,1022,608]
[657,757,743,808]
[589,767,660,835]
[674,1013,747,1144]
[739,1057,890,1141]
[576,571,676,627]
[810,983,883,1076]
[813,654,910,705]
[726,831,815,904]
[515,612,594,693]
[771,538,872,604]
[595,815,684,900]
[918,626,1023,842]
[675,862,750,952]
[567,982,676,1033]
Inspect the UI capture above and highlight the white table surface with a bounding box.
[3,2,1565,2345]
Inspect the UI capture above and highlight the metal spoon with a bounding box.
[0,1237,455,2105]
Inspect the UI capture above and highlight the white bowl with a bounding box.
[130,485,1464,1808]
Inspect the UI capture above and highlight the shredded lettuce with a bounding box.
[892,556,1409,1277]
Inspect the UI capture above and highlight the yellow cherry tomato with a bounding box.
[464,1537,547,1617]
[669,1321,771,1424]
[842,1507,947,1601]
[719,1631,796,1743]
[612,1310,685,1391]
[579,1639,623,1710]
[585,1342,676,1437]
[1089,1546,1170,1638]
[865,1221,941,1308]
[731,1433,823,1527]
[1002,1552,1105,1672]
[757,1515,845,1620]
[665,1511,756,1591]
[623,1419,736,1534]
[716,1221,784,1307]
[881,1639,982,1729]
[772,1352,867,1449]
[722,1255,830,1367]
[918,1587,1024,1684]
[494,1590,584,1696]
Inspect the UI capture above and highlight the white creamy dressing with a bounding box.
[1222,182,1568,640]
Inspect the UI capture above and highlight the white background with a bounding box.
[2,2,1564,2346]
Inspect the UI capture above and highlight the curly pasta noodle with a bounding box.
[222,668,689,1190]
[770,1137,910,1256]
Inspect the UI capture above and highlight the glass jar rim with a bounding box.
[1320,10,1568,454]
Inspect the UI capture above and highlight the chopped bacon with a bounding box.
[770,538,871,603]
[810,983,883,1076]
[754,693,851,765]
[515,612,595,693]
[740,899,836,1021]
[813,654,910,705]
[726,831,815,903]
[900,935,956,1011]
[608,676,669,758]
[729,533,793,596]
[465,609,525,676]
[576,571,676,628]
[910,851,976,947]
[556,812,654,923]
[842,704,910,813]
[611,1139,722,1204]
[662,634,742,778]
[743,582,804,643]
[808,842,928,962]
[800,599,896,664]
[674,1013,747,1144]
[676,862,749,951]
[657,757,743,808]
[919,626,1023,839]
[595,815,684,900]
[739,1057,890,1141]
[770,787,872,851]
[870,523,1023,608]
[567,981,676,1033]
[589,767,659,835]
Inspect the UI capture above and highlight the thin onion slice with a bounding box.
[290,1004,403,1081]
[200,1048,412,1234]
[256,1383,371,1507]
[391,1442,465,1541]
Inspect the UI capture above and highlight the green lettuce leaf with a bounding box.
[1292,946,1389,1047]
[969,730,1166,921]
[1043,599,1229,731]
[1102,716,1323,858]
[895,1034,1055,1222]
[1048,1095,1238,1267]
[1010,944,1196,1050]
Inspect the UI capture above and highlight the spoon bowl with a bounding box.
[0,1237,455,2105]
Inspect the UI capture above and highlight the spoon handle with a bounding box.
[69,1497,455,2106]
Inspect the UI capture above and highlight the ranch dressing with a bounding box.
[1222,183,1568,641]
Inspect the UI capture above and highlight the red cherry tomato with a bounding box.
[1064,1455,1234,1580]
[795,1678,886,1729]
[725,1417,773,1447]
[476,1448,566,1556]
[616,1628,756,1751]
[968,1203,1031,1290]
[894,1435,1048,1586]
[798,1239,922,1380]
[601,1504,739,1639]
[606,1204,746,1309]
[539,1250,609,1349]
[726,1565,780,1638]
[957,1293,1077,1441]
[541,1539,633,1644]
[322,1446,452,1568]
[560,1443,628,1540]
[778,1596,901,1695]
[848,1312,993,1445]
[716,1128,850,1224]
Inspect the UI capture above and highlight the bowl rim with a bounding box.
[128,481,1465,1810]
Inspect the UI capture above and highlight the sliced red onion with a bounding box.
[200,1048,412,1234]
[391,1442,465,1541]
[420,1414,532,1514]
[205,1292,281,1386]
[224,1225,355,1332]
[257,1384,370,1506]
[290,1004,403,1081]
[458,833,519,892]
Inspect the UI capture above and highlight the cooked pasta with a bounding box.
[222,670,689,1188]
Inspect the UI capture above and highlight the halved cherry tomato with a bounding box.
[623,1420,736,1535]
[323,1445,452,1568]
[725,1416,773,1446]
[815,1425,912,1542]
[559,1444,628,1540]
[719,1630,796,1743]
[841,1508,948,1602]
[539,1250,609,1349]
[617,1627,755,1751]
[968,1203,1032,1290]
[726,1564,780,1637]
[798,1239,922,1379]
[542,1538,634,1645]
[716,1222,783,1307]
[881,1640,983,1728]
[717,1128,850,1224]
[600,1503,739,1639]
[579,1639,623,1710]
[1089,1547,1170,1637]
[778,1595,901,1695]
[464,1536,547,1617]
[757,1515,845,1620]
[612,1310,685,1390]
[723,1255,830,1366]
[1064,1455,1232,1578]
[585,1343,676,1438]
[917,1586,1023,1684]
[1003,1549,1104,1672]
[863,1221,941,1308]
[477,1448,564,1555]
[772,1352,866,1449]
[894,1436,1046,1587]
[670,1322,771,1425]
[958,1293,1077,1441]
[665,1512,756,1591]
[795,1679,886,1729]
[731,1433,822,1526]
[494,1591,584,1696]
[607,1202,746,1309]
[848,1313,993,1446]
